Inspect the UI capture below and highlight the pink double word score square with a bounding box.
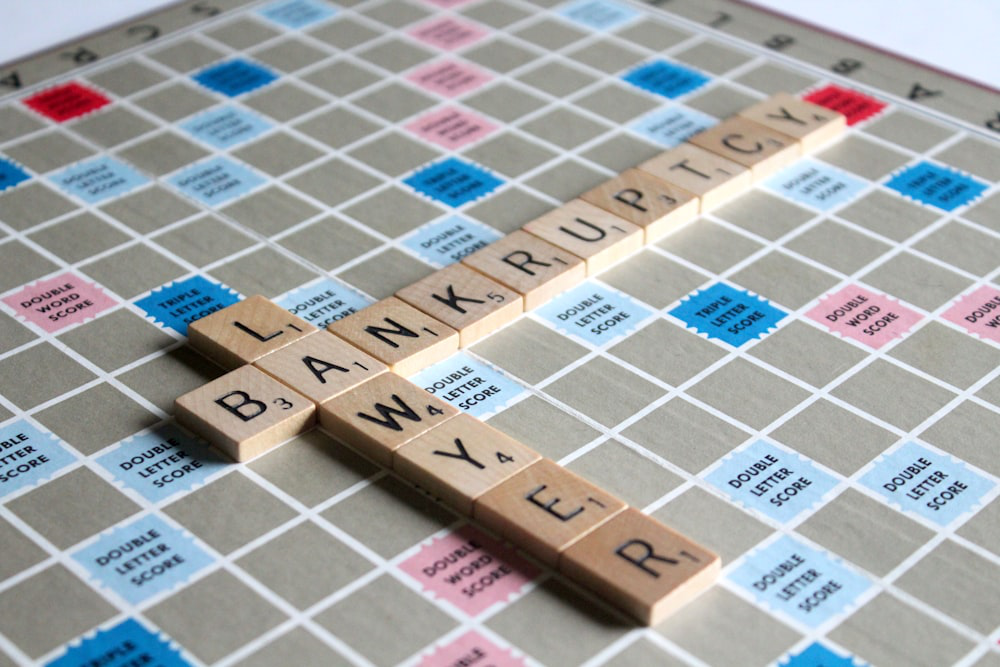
[806,285,922,349]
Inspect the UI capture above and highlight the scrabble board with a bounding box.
[1,0,999,665]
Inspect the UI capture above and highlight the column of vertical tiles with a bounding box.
[393,413,541,515]
[473,458,626,567]
[318,372,459,467]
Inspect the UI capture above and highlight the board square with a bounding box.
[0,420,75,499]
[50,156,149,204]
[405,106,498,150]
[859,442,994,525]
[765,158,867,211]
[0,565,116,659]
[942,285,1000,343]
[806,285,922,349]
[236,520,372,609]
[706,440,838,523]
[670,282,786,347]
[71,513,213,605]
[192,59,278,97]
[401,215,502,266]
[134,275,241,335]
[48,619,185,667]
[144,570,286,664]
[169,157,265,207]
[560,0,638,30]
[408,17,488,50]
[22,82,110,122]
[797,488,932,578]
[259,0,337,28]
[536,282,653,347]
[3,272,117,334]
[804,84,886,126]
[406,59,492,97]
[180,106,271,149]
[405,157,502,206]
[622,60,710,98]
[417,631,526,667]
[0,158,30,192]
[7,467,140,550]
[728,535,872,627]
[398,525,539,614]
[884,161,988,211]
[631,105,716,147]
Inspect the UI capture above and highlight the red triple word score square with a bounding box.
[803,85,885,126]
[23,82,110,122]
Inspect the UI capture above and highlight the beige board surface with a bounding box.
[738,92,847,152]
[174,364,316,462]
[580,168,701,244]
[253,331,388,406]
[522,199,644,276]
[394,413,542,515]
[474,458,627,567]
[638,143,752,212]
[318,372,459,467]
[688,115,802,182]
[187,295,317,370]
[462,230,586,310]
[395,263,523,347]
[326,296,459,377]
[559,507,721,626]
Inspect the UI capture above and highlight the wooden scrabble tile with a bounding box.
[254,331,388,405]
[738,92,847,152]
[175,364,316,462]
[462,230,586,310]
[559,507,720,626]
[188,295,317,370]
[318,372,459,467]
[394,413,541,515]
[687,115,801,182]
[474,458,626,567]
[638,143,751,212]
[522,199,643,276]
[396,264,523,347]
[327,297,459,377]
[580,169,700,244]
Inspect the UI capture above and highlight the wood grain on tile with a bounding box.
[738,92,847,152]
[318,372,459,467]
[187,295,316,370]
[462,230,586,310]
[396,263,523,347]
[559,507,720,625]
[254,331,387,405]
[394,413,541,515]
[175,364,316,462]
[474,458,626,567]
[522,199,643,275]
[327,297,459,377]
[688,115,801,181]
[580,169,700,244]
[638,143,752,212]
